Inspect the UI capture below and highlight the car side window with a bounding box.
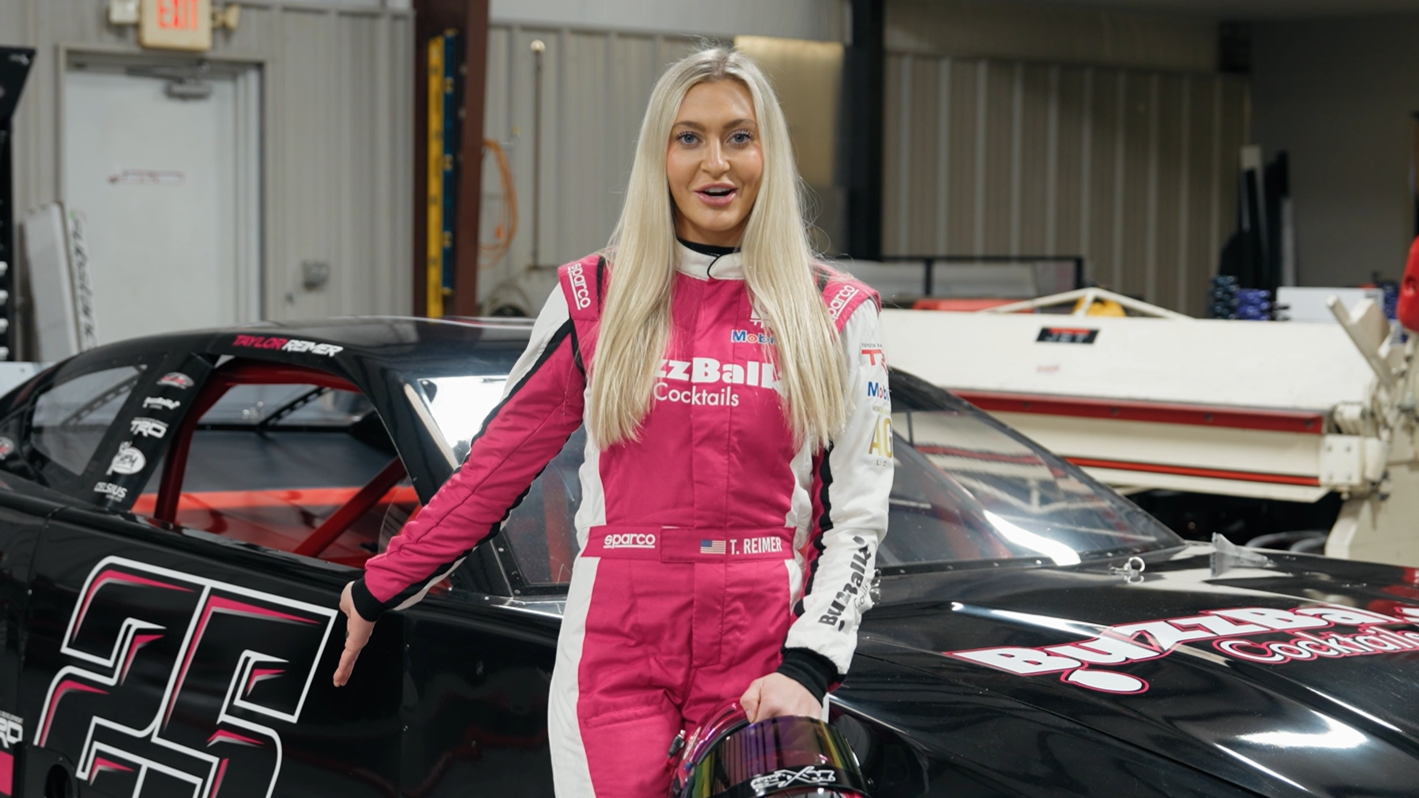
[135,381,420,569]
[500,428,585,587]
[31,365,146,477]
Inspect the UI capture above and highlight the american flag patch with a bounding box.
[700,540,726,555]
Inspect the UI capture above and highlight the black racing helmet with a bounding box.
[670,701,870,798]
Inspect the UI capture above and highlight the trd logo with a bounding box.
[35,557,337,798]
[0,711,22,749]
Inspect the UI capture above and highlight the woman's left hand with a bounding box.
[740,673,822,722]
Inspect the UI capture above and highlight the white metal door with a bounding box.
[63,60,260,344]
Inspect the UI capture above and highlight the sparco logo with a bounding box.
[567,263,592,310]
[827,285,860,321]
[750,767,838,791]
[603,533,656,550]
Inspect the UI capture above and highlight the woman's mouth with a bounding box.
[695,185,737,207]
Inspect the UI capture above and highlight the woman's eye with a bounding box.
[676,131,699,146]
[729,130,754,145]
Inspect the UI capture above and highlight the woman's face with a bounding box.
[666,79,764,248]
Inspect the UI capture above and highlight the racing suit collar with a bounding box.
[676,239,744,281]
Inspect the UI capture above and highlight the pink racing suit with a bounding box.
[352,242,892,797]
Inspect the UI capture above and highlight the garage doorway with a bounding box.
[62,54,261,345]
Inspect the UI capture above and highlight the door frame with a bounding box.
[55,46,264,325]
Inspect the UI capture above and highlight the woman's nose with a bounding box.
[702,139,729,175]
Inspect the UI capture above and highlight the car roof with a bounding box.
[77,315,538,377]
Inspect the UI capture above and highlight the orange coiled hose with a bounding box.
[480,138,518,269]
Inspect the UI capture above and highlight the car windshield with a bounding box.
[411,363,1182,587]
[883,403,1179,570]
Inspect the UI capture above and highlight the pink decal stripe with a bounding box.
[121,634,164,684]
[74,569,192,638]
[211,759,230,798]
[207,729,264,748]
[40,680,108,746]
[166,596,317,726]
[245,667,284,696]
[88,756,135,784]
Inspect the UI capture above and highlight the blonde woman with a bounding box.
[333,46,891,797]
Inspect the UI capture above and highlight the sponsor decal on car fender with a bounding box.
[35,557,337,798]
[945,603,1419,694]
[142,396,181,411]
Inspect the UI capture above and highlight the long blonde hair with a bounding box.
[587,46,847,450]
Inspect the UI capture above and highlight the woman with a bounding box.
[333,46,891,797]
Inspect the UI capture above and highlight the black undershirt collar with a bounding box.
[677,237,739,258]
[678,237,740,279]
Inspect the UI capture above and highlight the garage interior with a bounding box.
[2,2,1419,797]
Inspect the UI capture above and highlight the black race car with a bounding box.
[2,317,1418,798]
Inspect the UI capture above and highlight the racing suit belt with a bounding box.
[582,526,795,562]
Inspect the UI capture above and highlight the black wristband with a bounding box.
[350,578,388,622]
[776,648,839,704]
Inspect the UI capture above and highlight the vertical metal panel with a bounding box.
[882,53,907,254]
[946,58,978,260]
[1053,66,1086,259]
[934,58,951,254]
[1017,63,1052,256]
[1154,73,1186,312]
[883,48,1251,312]
[1119,72,1152,299]
[1088,69,1120,287]
[982,62,1012,255]
[906,56,940,255]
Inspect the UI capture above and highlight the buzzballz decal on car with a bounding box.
[232,334,343,357]
[35,557,337,798]
[157,373,194,389]
[946,604,1419,694]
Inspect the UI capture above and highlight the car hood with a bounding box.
[856,542,1419,797]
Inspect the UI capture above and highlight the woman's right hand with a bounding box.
[333,581,374,687]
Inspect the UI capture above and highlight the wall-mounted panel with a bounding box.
[883,51,1249,315]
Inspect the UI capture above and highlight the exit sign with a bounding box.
[140,0,212,51]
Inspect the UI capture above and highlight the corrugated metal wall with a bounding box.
[0,0,413,322]
[883,55,1250,315]
[479,24,699,309]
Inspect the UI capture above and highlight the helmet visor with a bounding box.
[679,716,869,798]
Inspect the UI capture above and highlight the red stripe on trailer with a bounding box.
[1065,457,1322,487]
[955,390,1326,434]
